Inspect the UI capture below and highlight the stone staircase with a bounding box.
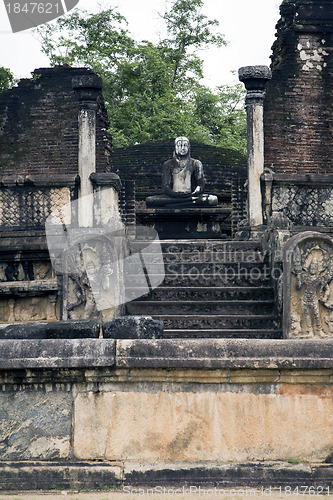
[125,239,282,339]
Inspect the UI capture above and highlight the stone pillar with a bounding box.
[89,172,122,227]
[72,75,103,227]
[238,66,272,227]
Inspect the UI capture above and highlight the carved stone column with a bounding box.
[72,74,103,227]
[238,66,272,227]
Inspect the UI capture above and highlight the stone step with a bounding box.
[126,286,275,302]
[125,272,270,287]
[131,239,265,256]
[150,314,280,330]
[127,300,275,316]
[129,241,269,267]
[135,250,266,264]
[135,208,232,239]
[125,258,270,271]
[132,239,263,250]
[125,238,279,338]
[163,329,283,339]
[165,261,270,275]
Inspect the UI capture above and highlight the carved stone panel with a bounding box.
[60,232,125,322]
[283,232,333,338]
[272,185,333,227]
[0,295,58,323]
[0,187,71,229]
[0,255,58,324]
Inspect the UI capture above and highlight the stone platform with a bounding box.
[0,337,333,490]
[136,207,231,239]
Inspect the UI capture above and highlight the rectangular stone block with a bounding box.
[0,339,115,369]
[74,387,333,463]
[115,338,333,369]
[0,388,72,460]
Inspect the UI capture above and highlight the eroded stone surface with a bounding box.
[272,184,333,227]
[0,389,71,460]
[0,339,116,369]
[74,388,333,462]
[103,316,163,339]
[0,319,100,339]
[115,338,333,369]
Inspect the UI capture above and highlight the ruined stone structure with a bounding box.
[258,0,333,347]
[0,0,333,491]
[0,66,124,323]
[263,0,333,229]
[264,0,332,176]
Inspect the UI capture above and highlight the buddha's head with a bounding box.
[175,137,190,158]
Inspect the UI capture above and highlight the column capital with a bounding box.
[90,172,122,192]
[72,74,103,109]
[238,66,272,103]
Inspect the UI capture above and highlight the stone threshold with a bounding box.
[1,337,333,370]
[0,461,332,491]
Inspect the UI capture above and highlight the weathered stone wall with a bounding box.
[4,368,333,463]
[264,0,333,175]
[0,67,124,324]
[0,338,333,490]
[74,372,333,463]
[0,66,111,181]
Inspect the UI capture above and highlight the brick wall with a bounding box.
[264,0,333,175]
[0,66,111,182]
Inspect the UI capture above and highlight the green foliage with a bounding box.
[288,457,301,465]
[34,1,246,154]
[0,66,16,92]
[215,83,247,155]
[161,0,226,89]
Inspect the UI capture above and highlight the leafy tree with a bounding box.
[214,83,247,155]
[0,66,16,92]
[161,0,226,89]
[35,2,246,153]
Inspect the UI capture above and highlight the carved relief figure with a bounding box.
[146,137,218,208]
[67,271,96,320]
[64,237,118,320]
[290,243,333,338]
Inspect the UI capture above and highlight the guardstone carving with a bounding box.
[284,233,333,338]
[60,233,124,322]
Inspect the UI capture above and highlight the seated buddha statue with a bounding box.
[145,137,218,208]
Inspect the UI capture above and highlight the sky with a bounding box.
[0,0,281,88]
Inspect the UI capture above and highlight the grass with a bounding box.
[288,457,301,465]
